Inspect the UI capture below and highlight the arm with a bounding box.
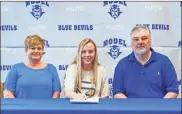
[51,65,61,98]
[114,93,127,98]
[65,91,87,100]
[163,57,179,98]
[3,90,15,98]
[64,65,86,100]
[4,65,17,98]
[164,92,178,98]
[100,79,109,98]
[100,67,109,98]
[52,91,60,98]
[112,61,127,98]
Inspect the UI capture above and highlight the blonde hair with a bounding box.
[72,38,99,92]
[24,35,45,50]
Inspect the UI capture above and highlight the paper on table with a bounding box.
[70,97,99,104]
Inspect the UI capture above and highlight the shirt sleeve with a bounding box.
[100,67,110,97]
[112,61,126,96]
[4,65,18,92]
[163,57,179,94]
[64,64,77,92]
[51,65,61,92]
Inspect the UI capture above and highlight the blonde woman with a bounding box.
[4,35,61,99]
[64,38,109,100]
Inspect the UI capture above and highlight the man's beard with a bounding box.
[135,48,147,56]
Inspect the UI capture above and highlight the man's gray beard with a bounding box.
[135,48,147,56]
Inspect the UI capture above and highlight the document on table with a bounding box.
[70,97,99,104]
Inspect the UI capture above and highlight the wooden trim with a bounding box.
[0,82,4,98]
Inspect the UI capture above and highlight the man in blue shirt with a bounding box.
[112,26,179,98]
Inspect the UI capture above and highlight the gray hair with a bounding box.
[130,25,151,37]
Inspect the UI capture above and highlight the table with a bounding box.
[1,98,181,114]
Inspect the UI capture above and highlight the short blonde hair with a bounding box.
[24,35,45,50]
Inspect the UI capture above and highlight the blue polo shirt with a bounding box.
[112,48,179,98]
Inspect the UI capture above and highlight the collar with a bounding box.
[129,48,156,64]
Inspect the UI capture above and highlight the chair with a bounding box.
[0,82,4,98]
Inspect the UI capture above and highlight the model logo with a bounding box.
[103,1,127,19]
[103,38,126,59]
[26,1,49,20]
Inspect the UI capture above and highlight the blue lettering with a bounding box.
[109,39,112,44]
[58,25,72,30]
[109,85,113,97]
[74,25,78,30]
[26,1,49,7]
[40,1,49,7]
[59,65,68,70]
[152,24,155,29]
[90,25,93,30]
[136,24,150,29]
[103,1,127,6]
[77,25,81,30]
[144,24,150,28]
[103,40,108,47]
[0,65,12,70]
[178,40,182,47]
[119,39,126,46]
[152,24,169,30]
[26,1,31,7]
[74,25,93,30]
[103,1,109,6]
[166,25,169,30]
[0,25,17,31]
[31,1,36,4]
[108,78,112,84]
[14,25,17,30]
[113,38,118,44]
[43,40,50,47]
[103,38,126,47]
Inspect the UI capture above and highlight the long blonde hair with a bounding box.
[72,38,99,92]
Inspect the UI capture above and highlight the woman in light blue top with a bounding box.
[4,35,61,99]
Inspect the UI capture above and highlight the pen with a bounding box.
[77,88,87,100]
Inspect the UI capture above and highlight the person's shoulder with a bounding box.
[66,64,77,71]
[66,64,77,72]
[154,51,170,61]
[68,64,77,69]
[46,63,57,70]
[117,54,131,65]
[12,62,24,68]
[98,65,106,71]
[97,65,107,78]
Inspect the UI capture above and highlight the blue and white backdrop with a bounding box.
[1,1,181,97]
